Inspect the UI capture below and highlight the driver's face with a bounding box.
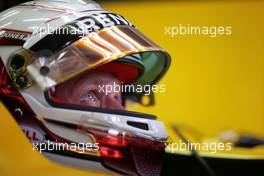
[54,71,125,110]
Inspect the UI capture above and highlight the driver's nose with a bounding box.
[101,95,125,110]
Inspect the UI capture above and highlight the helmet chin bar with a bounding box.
[21,92,168,141]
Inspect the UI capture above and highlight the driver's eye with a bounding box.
[83,91,96,101]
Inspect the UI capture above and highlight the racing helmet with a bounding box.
[0,0,170,175]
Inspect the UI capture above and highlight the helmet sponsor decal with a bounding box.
[0,29,31,45]
[65,12,135,35]
[21,125,45,143]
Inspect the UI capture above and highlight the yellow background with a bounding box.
[1,1,264,175]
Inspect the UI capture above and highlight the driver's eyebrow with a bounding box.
[77,76,105,86]
[92,79,105,85]
[92,77,119,86]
